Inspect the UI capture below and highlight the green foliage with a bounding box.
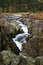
[0,0,43,12]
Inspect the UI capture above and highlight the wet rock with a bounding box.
[1,50,20,65]
[22,17,32,34]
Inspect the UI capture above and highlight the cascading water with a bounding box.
[12,15,30,51]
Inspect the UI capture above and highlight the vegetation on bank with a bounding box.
[0,0,43,12]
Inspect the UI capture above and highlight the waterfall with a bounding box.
[12,15,30,51]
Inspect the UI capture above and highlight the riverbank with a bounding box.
[0,12,43,20]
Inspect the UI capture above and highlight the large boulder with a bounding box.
[0,50,36,65]
[0,19,20,55]
[1,51,20,65]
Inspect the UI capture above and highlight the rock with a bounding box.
[26,57,35,65]
[0,53,5,65]
[35,56,43,65]
[0,63,5,65]
[0,18,23,37]
[1,50,20,65]
[0,19,20,55]
[19,53,35,65]
[22,38,43,57]
[22,16,43,36]
[0,50,35,65]
[22,18,43,57]
[18,56,27,65]
[32,19,43,38]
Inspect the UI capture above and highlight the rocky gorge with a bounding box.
[0,13,43,65]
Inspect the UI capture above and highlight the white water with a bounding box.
[16,20,28,33]
[12,15,30,51]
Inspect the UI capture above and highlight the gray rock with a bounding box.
[1,50,20,65]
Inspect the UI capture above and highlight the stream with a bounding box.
[12,15,30,51]
[4,14,30,51]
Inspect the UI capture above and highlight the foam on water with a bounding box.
[12,15,30,51]
[16,20,28,33]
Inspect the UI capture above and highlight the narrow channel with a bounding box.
[12,15,30,51]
